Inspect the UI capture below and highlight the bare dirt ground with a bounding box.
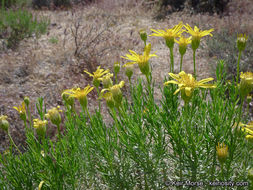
[0,0,252,152]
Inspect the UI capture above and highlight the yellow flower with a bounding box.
[98,73,113,88]
[184,24,214,50]
[45,106,62,126]
[33,119,48,137]
[216,143,228,164]
[101,81,125,106]
[13,102,26,120]
[175,36,192,55]
[84,66,110,88]
[239,72,253,98]
[237,34,248,52]
[0,115,9,132]
[150,22,184,48]
[240,121,253,143]
[121,43,157,76]
[63,85,94,109]
[164,71,216,103]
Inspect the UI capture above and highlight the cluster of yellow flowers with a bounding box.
[239,121,253,143]
[0,22,251,163]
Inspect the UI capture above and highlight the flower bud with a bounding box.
[33,119,48,137]
[99,73,113,88]
[0,115,9,132]
[24,96,30,106]
[237,34,248,52]
[216,143,229,164]
[239,72,253,99]
[248,168,253,181]
[125,64,134,81]
[110,81,125,106]
[114,62,120,75]
[247,95,252,104]
[139,29,147,44]
[45,106,62,126]
[102,92,115,109]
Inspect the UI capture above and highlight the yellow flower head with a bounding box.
[98,73,113,88]
[63,85,94,109]
[164,71,216,103]
[45,106,62,126]
[237,34,248,52]
[101,81,125,106]
[175,35,192,55]
[0,115,9,132]
[121,43,157,76]
[13,102,26,120]
[84,66,110,88]
[150,22,184,48]
[184,24,214,50]
[33,119,48,137]
[239,72,253,98]
[240,121,253,143]
[216,143,229,164]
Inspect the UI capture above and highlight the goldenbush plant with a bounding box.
[0,8,49,49]
[0,22,252,189]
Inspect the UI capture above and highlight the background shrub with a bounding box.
[32,0,94,9]
[149,0,230,18]
[206,30,253,80]
[0,9,49,49]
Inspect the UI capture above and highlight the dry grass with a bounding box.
[0,0,252,153]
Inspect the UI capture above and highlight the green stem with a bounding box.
[193,50,196,78]
[96,87,101,113]
[85,107,92,124]
[226,100,243,177]
[8,131,21,154]
[236,50,242,84]
[180,54,183,72]
[221,163,225,181]
[56,123,61,138]
[115,74,118,84]
[169,47,174,73]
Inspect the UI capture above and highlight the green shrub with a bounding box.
[0,0,31,8]
[207,30,253,80]
[32,0,94,9]
[0,0,17,8]
[0,9,49,49]
[151,0,230,19]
